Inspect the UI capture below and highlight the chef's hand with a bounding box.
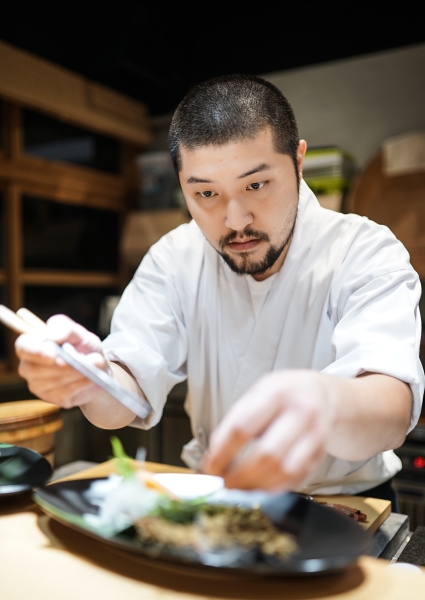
[204,370,334,492]
[15,314,109,409]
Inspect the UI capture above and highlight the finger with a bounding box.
[242,469,291,493]
[208,392,316,478]
[208,408,302,480]
[46,315,102,354]
[223,455,284,490]
[207,380,286,475]
[15,334,60,364]
[230,431,325,492]
[42,382,100,409]
[80,351,109,371]
[284,424,326,477]
[18,359,79,383]
[221,409,315,488]
[31,375,97,409]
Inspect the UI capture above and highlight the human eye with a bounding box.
[246,181,267,191]
[197,190,217,198]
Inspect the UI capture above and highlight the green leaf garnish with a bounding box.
[152,496,205,523]
[110,436,135,479]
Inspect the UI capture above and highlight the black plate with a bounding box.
[34,477,371,575]
[0,444,53,496]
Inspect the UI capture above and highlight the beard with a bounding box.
[217,207,298,277]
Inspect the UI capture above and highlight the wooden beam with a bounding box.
[0,270,6,284]
[4,185,22,369]
[0,40,151,146]
[22,270,120,287]
[5,185,23,310]
[5,103,22,158]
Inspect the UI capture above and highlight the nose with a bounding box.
[224,199,253,231]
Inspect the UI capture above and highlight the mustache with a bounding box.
[219,228,271,250]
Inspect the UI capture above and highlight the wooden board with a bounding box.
[313,495,391,533]
[55,459,194,483]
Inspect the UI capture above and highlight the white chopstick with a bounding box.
[0,305,46,340]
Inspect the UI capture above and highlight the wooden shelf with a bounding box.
[0,45,151,374]
[0,40,151,146]
[21,270,120,287]
[0,156,127,212]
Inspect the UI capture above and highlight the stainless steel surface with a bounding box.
[393,479,425,530]
[393,423,425,530]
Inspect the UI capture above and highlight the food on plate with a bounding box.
[135,498,297,559]
[318,502,368,522]
[83,437,298,561]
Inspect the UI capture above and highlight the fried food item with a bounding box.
[135,504,298,560]
[318,502,368,522]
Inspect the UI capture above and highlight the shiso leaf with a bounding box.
[153,496,206,524]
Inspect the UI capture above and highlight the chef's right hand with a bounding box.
[15,314,110,409]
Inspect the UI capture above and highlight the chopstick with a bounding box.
[0,304,153,420]
[17,308,47,335]
[0,305,46,340]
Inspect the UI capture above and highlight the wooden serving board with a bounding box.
[57,460,391,533]
[312,495,391,533]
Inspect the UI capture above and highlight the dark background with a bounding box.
[1,0,424,115]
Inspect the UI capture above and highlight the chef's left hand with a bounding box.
[204,370,334,491]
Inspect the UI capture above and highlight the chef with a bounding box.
[15,75,424,504]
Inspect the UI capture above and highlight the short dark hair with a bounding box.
[169,74,299,178]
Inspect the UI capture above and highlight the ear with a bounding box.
[297,140,307,180]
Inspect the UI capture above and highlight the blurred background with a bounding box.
[0,0,425,522]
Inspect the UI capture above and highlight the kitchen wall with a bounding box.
[150,43,425,169]
[263,42,425,167]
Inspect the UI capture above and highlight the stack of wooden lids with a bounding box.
[0,400,63,466]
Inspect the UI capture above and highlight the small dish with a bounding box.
[0,443,52,496]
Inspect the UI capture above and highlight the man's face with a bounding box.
[179,128,307,280]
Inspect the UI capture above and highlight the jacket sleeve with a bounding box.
[102,233,188,429]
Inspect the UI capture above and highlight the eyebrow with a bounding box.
[187,176,213,184]
[237,163,271,179]
[186,163,272,185]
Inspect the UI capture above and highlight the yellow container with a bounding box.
[0,400,63,467]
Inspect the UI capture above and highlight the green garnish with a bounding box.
[152,496,206,524]
[110,436,136,479]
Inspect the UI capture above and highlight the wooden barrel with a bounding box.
[0,400,63,467]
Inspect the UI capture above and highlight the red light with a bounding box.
[413,456,425,469]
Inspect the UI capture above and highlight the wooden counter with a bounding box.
[1,460,425,600]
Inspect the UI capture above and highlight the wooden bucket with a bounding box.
[0,400,63,467]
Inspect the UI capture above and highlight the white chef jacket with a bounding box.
[102,180,424,495]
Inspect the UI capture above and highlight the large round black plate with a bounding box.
[34,478,371,575]
[0,444,52,496]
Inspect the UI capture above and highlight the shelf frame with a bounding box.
[0,98,146,379]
